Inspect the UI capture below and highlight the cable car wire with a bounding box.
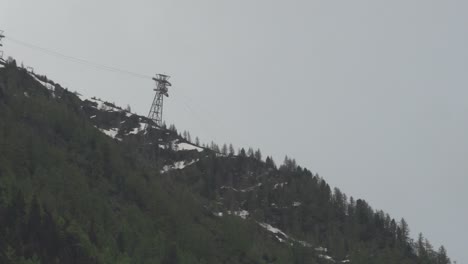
[3,34,227,139]
[5,36,153,80]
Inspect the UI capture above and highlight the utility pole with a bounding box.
[146,74,171,128]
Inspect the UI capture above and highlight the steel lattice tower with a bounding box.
[0,30,5,60]
[147,74,171,127]
[0,30,4,46]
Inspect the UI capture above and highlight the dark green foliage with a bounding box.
[0,63,451,264]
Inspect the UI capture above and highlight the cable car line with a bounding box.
[5,36,152,80]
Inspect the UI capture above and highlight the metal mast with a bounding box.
[147,74,171,127]
[0,30,5,60]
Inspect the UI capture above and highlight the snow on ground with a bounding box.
[315,247,328,252]
[98,128,121,141]
[87,97,123,112]
[128,126,141,135]
[293,201,302,207]
[296,240,313,247]
[128,122,147,135]
[227,210,249,219]
[273,182,288,189]
[175,141,204,152]
[318,254,335,262]
[220,186,241,192]
[220,183,262,193]
[161,159,198,173]
[258,222,290,243]
[258,222,315,248]
[29,73,55,92]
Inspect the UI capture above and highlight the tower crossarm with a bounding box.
[146,74,172,127]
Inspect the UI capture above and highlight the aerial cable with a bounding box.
[179,93,226,130]
[4,36,152,80]
[4,34,228,138]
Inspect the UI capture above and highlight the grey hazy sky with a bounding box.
[1,0,467,262]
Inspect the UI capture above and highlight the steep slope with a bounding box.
[0,59,451,264]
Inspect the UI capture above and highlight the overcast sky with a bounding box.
[1,0,467,262]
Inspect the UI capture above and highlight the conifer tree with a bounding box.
[398,218,410,244]
[437,246,451,264]
[247,147,254,157]
[239,148,246,157]
[221,144,228,155]
[254,149,262,161]
[228,144,235,156]
[265,156,276,168]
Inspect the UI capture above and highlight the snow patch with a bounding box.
[258,222,290,243]
[87,97,122,113]
[29,73,55,92]
[98,128,121,141]
[220,183,262,193]
[293,202,302,207]
[227,210,249,219]
[175,142,204,152]
[214,212,223,217]
[128,123,146,135]
[315,247,328,252]
[258,222,314,248]
[296,240,313,247]
[273,182,288,189]
[318,254,335,262]
[161,159,198,173]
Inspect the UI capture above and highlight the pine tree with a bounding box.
[239,148,246,157]
[247,147,254,157]
[254,149,262,161]
[228,144,235,156]
[398,218,410,244]
[417,233,429,261]
[437,246,451,264]
[265,156,276,168]
[221,144,228,155]
[210,141,220,152]
[169,124,177,132]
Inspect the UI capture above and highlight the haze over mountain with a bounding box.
[1,1,467,263]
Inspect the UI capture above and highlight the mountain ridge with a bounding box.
[0,58,452,264]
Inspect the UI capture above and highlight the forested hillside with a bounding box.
[0,59,451,263]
